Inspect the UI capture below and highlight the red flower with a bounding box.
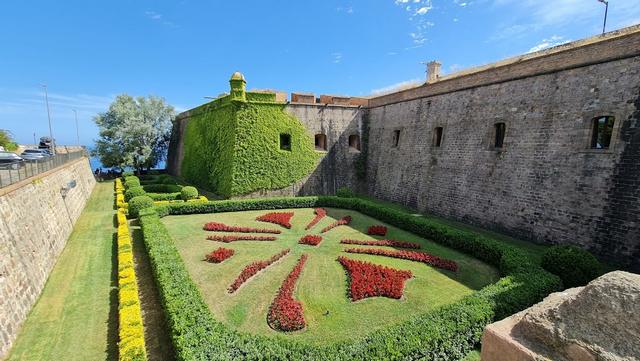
[203,222,281,234]
[304,208,327,230]
[228,249,290,293]
[204,247,234,263]
[267,254,308,332]
[256,212,295,229]
[338,257,412,301]
[320,215,352,233]
[299,235,322,246]
[207,235,276,243]
[340,239,421,249]
[344,248,458,272]
[367,225,388,236]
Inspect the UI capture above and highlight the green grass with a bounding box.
[162,207,500,345]
[7,181,117,361]
[355,194,547,261]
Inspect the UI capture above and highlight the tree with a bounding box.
[93,94,175,172]
[0,129,18,151]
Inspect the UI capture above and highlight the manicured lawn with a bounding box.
[162,207,500,345]
[7,181,117,361]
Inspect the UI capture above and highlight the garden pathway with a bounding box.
[7,181,118,361]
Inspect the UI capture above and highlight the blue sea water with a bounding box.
[89,156,166,172]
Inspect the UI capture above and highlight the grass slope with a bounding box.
[162,207,500,345]
[7,181,117,361]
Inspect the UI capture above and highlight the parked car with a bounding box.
[0,151,24,169]
[21,148,52,161]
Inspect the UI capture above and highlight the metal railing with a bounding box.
[0,150,87,188]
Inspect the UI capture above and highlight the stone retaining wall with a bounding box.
[0,157,96,358]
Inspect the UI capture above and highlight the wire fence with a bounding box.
[0,150,87,189]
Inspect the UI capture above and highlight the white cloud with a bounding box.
[332,52,343,63]
[394,0,434,46]
[370,79,422,96]
[337,6,354,14]
[387,51,398,55]
[527,35,570,53]
[415,6,432,15]
[145,10,178,28]
[490,0,640,41]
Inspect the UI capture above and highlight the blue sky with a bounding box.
[1,0,638,147]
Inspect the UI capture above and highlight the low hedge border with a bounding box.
[140,196,562,360]
[116,208,147,361]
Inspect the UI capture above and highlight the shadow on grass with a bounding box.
[130,220,176,361]
[107,225,119,360]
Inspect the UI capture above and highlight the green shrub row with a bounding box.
[142,184,182,193]
[146,192,182,201]
[141,196,561,360]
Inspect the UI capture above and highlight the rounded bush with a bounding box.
[181,186,198,200]
[122,171,134,177]
[124,186,146,202]
[124,176,140,188]
[128,195,154,218]
[336,187,355,198]
[541,245,602,288]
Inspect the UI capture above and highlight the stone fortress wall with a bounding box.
[167,25,640,270]
[0,157,96,358]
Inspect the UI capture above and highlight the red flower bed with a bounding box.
[304,208,327,230]
[344,248,458,272]
[207,235,276,243]
[340,239,421,249]
[338,257,412,301]
[256,212,295,229]
[228,249,290,293]
[298,235,322,246]
[320,215,352,233]
[203,222,281,234]
[204,247,235,263]
[267,254,308,332]
[367,225,388,236]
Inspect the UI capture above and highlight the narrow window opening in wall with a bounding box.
[494,123,506,149]
[279,133,291,151]
[348,134,361,151]
[314,134,327,151]
[392,130,401,147]
[591,116,615,149]
[433,127,443,147]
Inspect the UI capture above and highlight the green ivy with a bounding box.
[180,96,320,197]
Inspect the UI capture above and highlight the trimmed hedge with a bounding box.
[140,196,561,360]
[129,196,154,218]
[143,184,182,193]
[180,186,198,200]
[117,209,147,361]
[124,176,140,188]
[147,192,181,201]
[542,245,603,288]
[124,186,146,202]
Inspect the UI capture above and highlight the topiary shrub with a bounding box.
[336,187,355,198]
[541,245,603,288]
[128,195,154,218]
[143,184,182,193]
[181,186,198,200]
[124,186,145,202]
[122,171,134,177]
[124,176,140,188]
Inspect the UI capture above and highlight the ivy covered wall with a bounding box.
[179,74,320,197]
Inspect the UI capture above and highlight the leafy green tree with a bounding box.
[93,94,175,172]
[0,129,18,151]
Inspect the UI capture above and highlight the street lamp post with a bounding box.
[41,84,55,155]
[72,109,80,146]
[598,0,609,35]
